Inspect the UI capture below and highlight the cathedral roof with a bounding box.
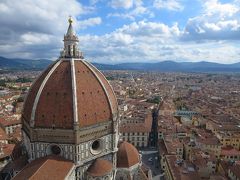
[22,17,118,130]
[12,155,74,180]
[22,59,118,129]
[117,141,140,168]
[87,159,113,177]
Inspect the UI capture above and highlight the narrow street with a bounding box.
[143,99,165,179]
[140,148,162,179]
[149,108,159,147]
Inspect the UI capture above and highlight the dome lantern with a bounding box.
[60,16,84,59]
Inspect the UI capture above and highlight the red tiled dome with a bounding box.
[87,159,113,177]
[117,141,140,168]
[22,59,118,129]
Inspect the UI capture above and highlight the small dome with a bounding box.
[22,60,118,129]
[87,159,113,177]
[117,141,140,168]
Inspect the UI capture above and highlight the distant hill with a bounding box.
[0,56,52,70]
[94,61,240,72]
[0,56,240,72]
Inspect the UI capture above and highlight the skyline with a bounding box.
[0,0,240,64]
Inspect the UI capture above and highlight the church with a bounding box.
[10,18,152,180]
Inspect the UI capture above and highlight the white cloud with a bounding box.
[153,0,184,11]
[111,33,133,45]
[116,21,181,38]
[0,3,10,13]
[78,17,102,29]
[77,20,240,64]
[20,32,53,45]
[182,0,240,41]
[108,0,153,20]
[89,0,100,5]
[204,0,238,17]
[0,0,98,59]
[108,6,153,20]
[78,21,182,63]
[0,0,239,64]
[204,23,221,31]
[109,0,134,9]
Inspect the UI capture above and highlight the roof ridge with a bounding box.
[70,59,78,126]
[30,59,62,127]
[29,157,49,179]
[123,142,131,167]
[124,142,138,167]
[86,61,118,112]
[82,60,113,116]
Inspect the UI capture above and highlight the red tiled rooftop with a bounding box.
[87,159,113,177]
[120,112,152,133]
[0,127,7,140]
[13,155,74,180]
[117,141,140,168]
[221,146,240,156]
[0,118,21,127]
[22,60,118,129]
[0,144,15,159]
[165,155,200,180]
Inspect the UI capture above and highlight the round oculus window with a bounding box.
[90,139,103,155]
[51,145,61,155]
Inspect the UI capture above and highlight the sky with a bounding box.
[0,0,240,64]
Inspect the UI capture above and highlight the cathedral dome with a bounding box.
[20,18,120,176]
[117,141,140,168]
[22,18,118,130]
[22,59,118,129]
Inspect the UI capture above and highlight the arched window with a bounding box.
[73,45,76,56]
[68,45,71,56]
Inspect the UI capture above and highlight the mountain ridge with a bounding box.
[0,56,239,72]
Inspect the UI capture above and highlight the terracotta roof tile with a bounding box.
[75,61,112,127]
[1,144,15,158]
[86,61,118,114]
[0,127,7,140]
[35,61,74,128]
[87,158,113,177]
[22,62,57,123]
[22,59,118,129]
[13,155,74,180]
[0,118,21,127]
[120,112,152,133]
[117,141,140,168]
[221,146,240,156]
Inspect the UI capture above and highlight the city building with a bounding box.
[0,118,21,135]
[120,111,152,148]
[163,155,200,180]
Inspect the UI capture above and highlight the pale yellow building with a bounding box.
[120,112,152,148]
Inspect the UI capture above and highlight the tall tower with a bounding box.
[21,17,119,179]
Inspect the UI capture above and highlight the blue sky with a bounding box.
[0,0,240,64]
